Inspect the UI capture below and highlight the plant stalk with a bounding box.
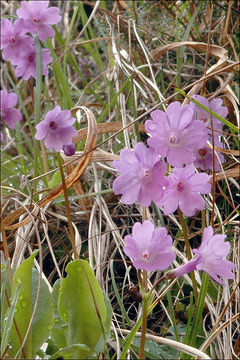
[178,207,198,302]
[138,292,148,360]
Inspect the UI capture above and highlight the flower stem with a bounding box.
[33,35,42,193]
[189,272,209,347]
[201,209,206,230]
[177,207,198,302]
[57,153,78,260]
[142,206,147,221]
[138,292,148,360]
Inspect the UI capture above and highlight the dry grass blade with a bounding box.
[213,165,240,182]
[151,41,228,67]
[72,122,145,143]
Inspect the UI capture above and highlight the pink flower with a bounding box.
[123,220,176,271]
[190,95,228,134]
[113,142,167,206]
[17,1,61,41]
[0,18,33,63]
[160,165,211,216]
[0,90,22,129]
[35,106,78,152]
[194,136,225,171]
[13,44,52,80]
[145,102,208,167]
[171,226,236,286]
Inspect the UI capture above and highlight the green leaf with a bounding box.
[132,338,178,359]
[49,170,62,189]
[1,261,12,331]
[58,260,107,359]
[9,250,38,359]
[1,282,21,357]
[51,279,67,349]
[49,344,90,359]
[31,269,54,356]
[91,291,113,358]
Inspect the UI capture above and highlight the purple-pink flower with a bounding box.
[190,95,228,134]
[160,165,211,216]
[113,142,167,206]
[145,102,208,167]
[0,18,33,63]
[16,1,61,41]
[35,106,78,152]
[13,44,52,80]
[194,137,225,171]
[0,90,22,129]
[123,220,176,271]
[170,226,236,286]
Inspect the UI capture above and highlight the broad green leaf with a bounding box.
[31,269,54,356]
[49,344,90,359]
[58,260,107,359]
[9,250,38,359]
[51,279,67,349]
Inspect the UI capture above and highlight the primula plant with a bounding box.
[1,1,239,360]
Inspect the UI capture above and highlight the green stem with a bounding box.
[138,293,148,360]
[178,208,198,302]
[40,140,50,183]
[189,273,209,347]
[33,35,47,190]
[57,153,78,260]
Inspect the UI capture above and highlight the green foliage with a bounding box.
[51,279,68,349]
[1,281,21,358]
[48,344,90,360]
[57,260,108,359]
[31,269,54,356]
[5,251,54,359]
[49,170,62,189]
[132,338,178,359]
[9,251,38,358]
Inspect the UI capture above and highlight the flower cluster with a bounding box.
[0,1,61,80]
[123,222,235,286]
[113,98,229,216]
[113,97,235,286]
